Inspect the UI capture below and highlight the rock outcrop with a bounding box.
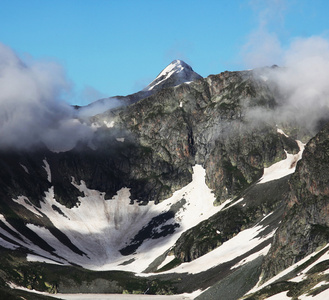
[261,122,329,281]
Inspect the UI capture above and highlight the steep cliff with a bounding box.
[261,122,329,281]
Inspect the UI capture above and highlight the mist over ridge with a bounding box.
[246,36,329,136]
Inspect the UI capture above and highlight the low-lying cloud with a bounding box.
[0,43,94,151]
[242,1,329,137]
[246,36,329,136]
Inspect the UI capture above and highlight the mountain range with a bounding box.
[1,59,329,299]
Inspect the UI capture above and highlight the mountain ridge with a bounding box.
[1,61,329,299]
[77,59,202,116]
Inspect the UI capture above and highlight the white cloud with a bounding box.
[0,43,94,151]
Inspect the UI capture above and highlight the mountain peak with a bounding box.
[145,59,202,91]
[158,59,192,76]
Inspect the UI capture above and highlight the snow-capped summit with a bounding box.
[78,60,202,116]
[145,59,202,91]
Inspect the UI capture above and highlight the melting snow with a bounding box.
[265,291,291,299]
[299,288,329,300]
[258,139,304,184]
[43,158,51,182]
[289,248,329,283]
[145,220,275,275]
[146,60,185,91]
[157,254,175,270]
[12,196,43,217]
[248,247,329,295]
[20,164,29,174]
[277,128,288,137]
[27,254,64,265]
[104,120,115,128]
[231,244,272,270]
[8,165,223,272]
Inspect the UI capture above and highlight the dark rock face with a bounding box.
[118,69,293,204]
[261,122,329,281]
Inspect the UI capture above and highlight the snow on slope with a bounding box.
[3,165,225,272]
[299,285,329,300]
[142,215,275,276]
[146,60,187,91]
[265,292,290,300]
[247,249,329,299]
[247,246,329,298]
[258,132,304,184]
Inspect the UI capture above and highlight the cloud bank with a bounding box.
[246,37,329,137]
[242,1,329,137]
[0,43,94,151]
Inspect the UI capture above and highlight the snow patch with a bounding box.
[157,254,175,270]
[27,254,64,265]
[91,122,101,129]
[258,140,304,184]
[0,238,18,250]
[224,197,244,210]
[248,248,328,294]
[147,220,275,275]
[299,287,329,299]
[12,196,43,217]
[265,291,291,299]
[289,248,329,283]
[104,120,115,128]
[277,128,288,137]
[43,158,51,182]
[27,223,85,262]
[0,214,69,264]
[231,244,271,270]
[116,137,125,142]
[146,60,185,91]
[20,163,29,174]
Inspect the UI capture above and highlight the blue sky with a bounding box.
[1,0,329,105]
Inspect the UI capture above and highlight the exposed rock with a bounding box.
[261,122,329,281]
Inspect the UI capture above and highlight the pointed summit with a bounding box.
[79,60,202,116]
[145,59,202,92]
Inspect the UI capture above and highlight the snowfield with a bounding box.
[258,132,304,184]
[3,165,226,273]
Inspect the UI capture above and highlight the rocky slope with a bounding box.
[261,121,329,281]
